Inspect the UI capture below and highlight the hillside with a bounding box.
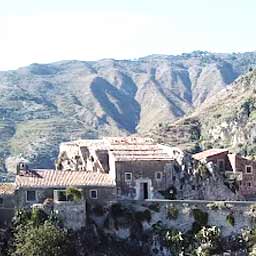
[1,51,256,170]
[149,69,256,157]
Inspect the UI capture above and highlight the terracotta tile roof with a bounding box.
[193,149,229,161]
[110,145,173,161]
[0,183,16,195]
[16,170,115,189]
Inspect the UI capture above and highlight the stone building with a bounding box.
[57,137,183,200]
[193,148,256,198]
[15,168,116,207]
[0,165,116,229]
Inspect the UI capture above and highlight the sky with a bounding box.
[0,0,255,70]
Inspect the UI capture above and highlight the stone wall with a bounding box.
[54,201,86,230]
[90,200,256,239]
[0,194,16,226]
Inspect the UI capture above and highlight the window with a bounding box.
[192,185,196,191]
[155,172,162,181]
[125,172,132,182]
[26,191,36,202]
[248,182,252,187]
[0,198,3,206]
[89,190,97,199]
[246,166,253,174]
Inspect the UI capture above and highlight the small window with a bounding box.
[180,185,183,190]
[26,191,36,202]
[125,172,132,182]
[246,166,252,174]
[192,185,195,190]
[172,176,176,182]
[0,198,3,205]
[90,190,97,199]
[248,182,252,187]
[155,172,162,181]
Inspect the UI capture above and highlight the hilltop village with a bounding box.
[0,136,256,228]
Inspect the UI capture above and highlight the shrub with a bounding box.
[31,208,48,226]
[110,203,127,218]
[66,187,82,201]
[148,202,160,212]
[134,209,151,223]
[192,208,208,226]
[167,206,179,220]
[165,229,185,255]
[195,226,221,255]
[159,186,177,200]
[226,213,235,226]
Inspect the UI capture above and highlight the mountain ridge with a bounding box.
[1,51,256,171]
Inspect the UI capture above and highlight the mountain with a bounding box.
[1,51,256,171]
[148,69,256,157]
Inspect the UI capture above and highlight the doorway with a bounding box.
[140,182,148,199]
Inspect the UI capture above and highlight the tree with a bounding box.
[10,221,74,256]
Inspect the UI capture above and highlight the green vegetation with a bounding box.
[148,202,160,212]
[167,206,179,220]
[226,213,235,226]
[159,186,177,200]
[66,187,82,202]
[192,208,208,226]
[7,208,74,256]
[134,209,151,223]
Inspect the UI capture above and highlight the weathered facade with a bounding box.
[193,149,256,197]
[15,169,116,207]
[0,183,16,226]
[57,137,182,200]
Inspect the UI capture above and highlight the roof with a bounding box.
[110,145,174,161]
[0,183,16,195]
[16,170,115,189]
[104,136,154,146]
[193,149,229,161]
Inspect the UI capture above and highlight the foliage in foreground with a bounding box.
[8,208,75,256]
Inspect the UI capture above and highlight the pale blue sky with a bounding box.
[0,0,255,70]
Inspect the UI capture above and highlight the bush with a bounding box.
[134,209,151,223]
[148,202,160,212]
[192,208,208,226]
[167,206,179,220]
[110,203,127,218]
[66,187,82,201]
[159,186,177,200]
[31,208,48,226]
[226,213,235,226]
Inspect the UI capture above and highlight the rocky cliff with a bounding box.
[149,69,256,157]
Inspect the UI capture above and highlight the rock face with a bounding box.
[1,51,256,170]
[149,69,256,157]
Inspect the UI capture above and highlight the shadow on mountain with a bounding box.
[91,77,140,133]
